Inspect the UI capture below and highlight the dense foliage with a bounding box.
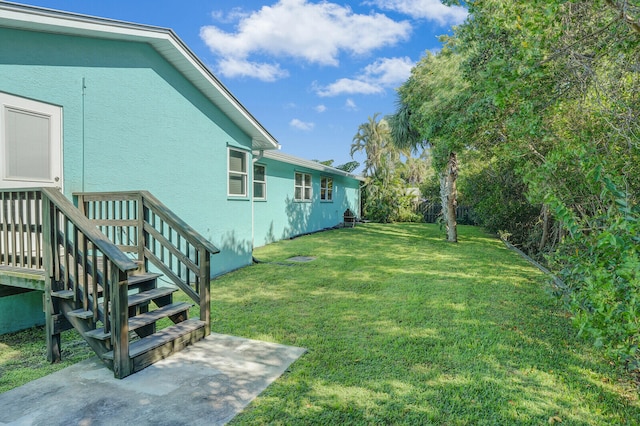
[350,114,426,223]
[391,0,640,370]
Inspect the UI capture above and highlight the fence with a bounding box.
[419,202,477,225]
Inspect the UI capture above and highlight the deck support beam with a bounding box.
[111,268,131,379]
[199,247,211,337]
[42,200,61,363]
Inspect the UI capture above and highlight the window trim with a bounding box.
[227,147,248,197]
[294,171,312,202]
[0,92,62,189]
[253,163,267,201]
[320,176,334,202]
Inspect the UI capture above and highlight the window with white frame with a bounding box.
[253,164,266,200]
[294,172,312,201]
[320,176,333,201]
[0,92,62,189]
[228,148,248,196]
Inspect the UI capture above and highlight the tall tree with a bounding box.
[351,114,416,223]
[315,159,361,174]
[350,113,396,178]
[391,46,472,242]
[399,154,430,187]
[440,0,640,365]
[335,161,360,173]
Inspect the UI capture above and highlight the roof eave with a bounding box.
[263,151,365,181]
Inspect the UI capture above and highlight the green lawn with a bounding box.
[213,224,639,425]
[1,223,638,424]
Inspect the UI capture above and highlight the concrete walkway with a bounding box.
[0,333,306,426]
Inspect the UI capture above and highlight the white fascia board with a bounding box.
[0,2,280,151]
[263,151,365,181]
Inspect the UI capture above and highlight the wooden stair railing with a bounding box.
[40,188,141,378]
[74,191,220,338]
[1,189,43,270]
[2,188,218,379]
[0,188,139,378]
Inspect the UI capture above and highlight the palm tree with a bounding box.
[388,96,458,243]
[350,113,396,178]
[387,100,423,155]
[400,155,430,186]
[351,113,408,222]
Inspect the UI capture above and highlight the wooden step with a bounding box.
[50,273,160,302]
[127,272,162,288]
[84,327,111,341]
[84,302,193,341]
[67,309,93,320]
[128,302,192,331]
[95,286,176,308]
[127,286,176,307]
[102,319,205,360]
[85,286,177,332]
[51,290,74,300]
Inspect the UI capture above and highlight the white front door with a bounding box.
[0,92,62,189]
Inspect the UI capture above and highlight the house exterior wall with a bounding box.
[0,291,45,334]
[0,25,363,279]
[0,27,253,275]
[253,157,361,248]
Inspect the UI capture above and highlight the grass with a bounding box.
[212,224,639,425]
[1,223,639,424]
[0,327,93,393]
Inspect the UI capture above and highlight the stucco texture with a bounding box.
[0,27,253,275]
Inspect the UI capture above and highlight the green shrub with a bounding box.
[550,176,640,370]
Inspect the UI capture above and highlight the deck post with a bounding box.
[136,193,145,267]
[111,267,131,378]
[42,198,61,362]
[199,247,210,337]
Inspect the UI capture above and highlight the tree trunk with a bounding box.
[539,204,550,252]
[445,152,458,242]
[439,174,448,225]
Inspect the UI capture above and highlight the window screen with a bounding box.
[294,172,312,201]
[253,164,266,200]
[228,148,247,196]
[320,176,333,201]
[5,108,51,181]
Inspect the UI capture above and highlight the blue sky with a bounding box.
[11,0,467,172]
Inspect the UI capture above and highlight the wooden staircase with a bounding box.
[0,188,219,378]
[52,269,206,374]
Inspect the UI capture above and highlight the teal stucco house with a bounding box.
[0,2,362,373]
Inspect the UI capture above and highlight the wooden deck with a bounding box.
[0,265,45,291]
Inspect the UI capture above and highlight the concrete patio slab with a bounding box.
[0,333,306,426]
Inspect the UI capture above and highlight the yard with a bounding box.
[1,223,639,424]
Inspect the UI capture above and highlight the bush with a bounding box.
[363,175,424,223]
[550,177,640,370]
[461,160,541,252]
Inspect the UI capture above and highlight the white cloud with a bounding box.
[216,57,289,82]
[316,78,384,97]
[211,8,250,24]
[362,57,414,86]
[200,0,411,80]
[290,118,315,131]
[315,56,415,97]
[344,99,358,111]
[315,104,327,113]
[365,0,468,26]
